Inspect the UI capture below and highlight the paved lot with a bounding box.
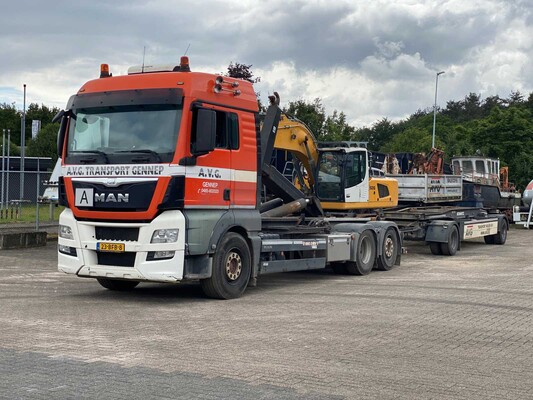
[1,228,532,399]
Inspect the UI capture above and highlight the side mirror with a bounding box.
[56,112,68,158]
[193,109,216,155]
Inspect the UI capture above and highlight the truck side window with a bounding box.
[215,112,239,150]
[192,108,239,151]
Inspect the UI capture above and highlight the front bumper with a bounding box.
[58,208,186,282]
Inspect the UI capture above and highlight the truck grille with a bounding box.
[95,227,139,241]
[97,252,136,267]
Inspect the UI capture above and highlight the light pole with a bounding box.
[21,83,26,200]
[432,71,445,149]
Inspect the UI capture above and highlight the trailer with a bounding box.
[383,206,508,255]
[389,174,463,204]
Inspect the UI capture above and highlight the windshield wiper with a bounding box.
[71,150,109,163]
[116,149,162,162]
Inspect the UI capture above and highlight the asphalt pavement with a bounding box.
[1,228,532,399]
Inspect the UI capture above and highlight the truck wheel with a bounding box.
[440,225,459,256]
[483,235,495,244]
[346,230,376,275]
[200,232,251,299]
[331,262,348,274]
[429,242,443,255]
[97,278,139,291]
[376,228,399,271]
[493,219,508,245]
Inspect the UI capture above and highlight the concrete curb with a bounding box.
[0,231,48,250]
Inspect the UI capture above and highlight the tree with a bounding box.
[226,62,263,110]
[285,98,326,139]
[381,127,434,153]
[359,118,401,151]
[0,103,21,145]
[322,110,355,142]
[26,123,59,163]
[226,62,260,83]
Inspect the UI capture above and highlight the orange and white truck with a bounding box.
[55,57,402,299]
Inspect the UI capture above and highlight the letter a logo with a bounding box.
[75,188,94,207]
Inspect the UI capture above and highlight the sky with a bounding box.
[1,0,532,127]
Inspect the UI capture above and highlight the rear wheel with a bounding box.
[200,232,251,299]
[483,235,495,244]
[429,242,443,255]
[494,219,508,245]
[376,228,399,271]
[331,263,348,275]
[440,225,459,256]
[484,219,509,245]
[97,278,139,291]
[346,230,376,275]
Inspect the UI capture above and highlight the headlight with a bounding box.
[59,225,74,240]
[151,229,178,243]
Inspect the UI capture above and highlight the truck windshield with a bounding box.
[65,104,182,164]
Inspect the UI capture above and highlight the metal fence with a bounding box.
[0,169,60,230]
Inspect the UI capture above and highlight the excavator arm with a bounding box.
[274,114,320,189]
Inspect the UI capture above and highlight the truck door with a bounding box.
[187,107,231,209]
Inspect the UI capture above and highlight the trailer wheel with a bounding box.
[485,219,508,245]
[346,230,376,275]
[483,235,495,244]
[376,228,399,271]
[440,225,459,256]
[429,242,443,255]
[97,278,139,291]
[200,232,251,299]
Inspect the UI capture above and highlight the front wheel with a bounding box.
[97,278,139,291]
[346,230,376,275]
[376,228,400,271]
[200,232,251,299]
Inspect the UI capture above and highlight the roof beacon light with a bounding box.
[214,76,241,96]
[100,64,111,78]
[180,56,190,72]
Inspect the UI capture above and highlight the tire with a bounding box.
[483,235,495,244]
[97,278,139,291]
[331,263,348,275]
[200,232,251,299]
[440,225,459,256]
[429,242,443,255]
[376,228,399,271]
[346,230,376,275]
[493,219,508,245]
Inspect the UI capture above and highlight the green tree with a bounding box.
[0,103,21,145]
[26,123,59,163]
[226,62,263,110]
[226,62,260,83]
[381,127,435,153]
[285,98,326,139]
[322,110,355,142]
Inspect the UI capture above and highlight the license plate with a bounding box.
[97,242,125,252]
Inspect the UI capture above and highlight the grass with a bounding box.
[0,204,64,224]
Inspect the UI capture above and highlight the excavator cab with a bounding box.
[317,148,370,206]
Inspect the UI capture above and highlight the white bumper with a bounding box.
[58,208,186,282]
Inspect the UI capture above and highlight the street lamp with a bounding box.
[432,71,445,149]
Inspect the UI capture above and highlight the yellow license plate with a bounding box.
[97,242,125,252]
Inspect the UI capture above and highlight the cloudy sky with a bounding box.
[1,0,531,127]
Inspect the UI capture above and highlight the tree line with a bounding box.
[2,63,532,189]
[282,91,533,189]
